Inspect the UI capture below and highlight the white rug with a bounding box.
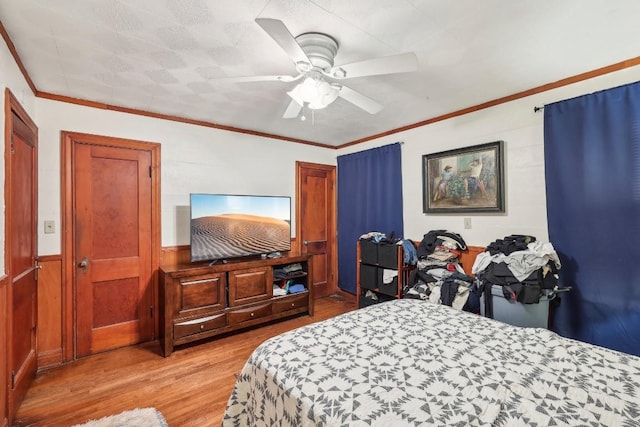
[72,407,168,427]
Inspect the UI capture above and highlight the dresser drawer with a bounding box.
[272,292,309,314]
[228,302,272,325]
[179,273,225,312]
[174,312,227,339]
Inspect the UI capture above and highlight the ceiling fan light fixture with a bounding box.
[309,82,340,109]
[287,77,340,110]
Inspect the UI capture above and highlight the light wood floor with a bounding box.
[13,295,356,427]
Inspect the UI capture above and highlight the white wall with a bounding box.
[34,100,336,255]
[337,66,640,247]
[1,33,37,274]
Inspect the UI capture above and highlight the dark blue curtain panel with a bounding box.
[544,81,640,356]
[337,143,404,294]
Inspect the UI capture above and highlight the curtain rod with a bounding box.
[533,106,545,112]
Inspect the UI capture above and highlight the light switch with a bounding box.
[44,220,55,234]
[464,218,472,229]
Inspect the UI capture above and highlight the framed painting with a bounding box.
[422,140,504,213]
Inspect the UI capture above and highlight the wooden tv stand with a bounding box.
[160,254,314,357]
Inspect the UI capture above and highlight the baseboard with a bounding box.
[37,348,63,371]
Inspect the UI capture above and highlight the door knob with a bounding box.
[78,256,89,272]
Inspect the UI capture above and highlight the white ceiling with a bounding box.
[1,0,639,147]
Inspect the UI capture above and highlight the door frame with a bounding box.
[295,161,337,295]
[61,132,161,361]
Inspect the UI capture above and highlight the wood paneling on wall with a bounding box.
[36,256,63,370]
[159,245,190,267]
[1,275,8,427]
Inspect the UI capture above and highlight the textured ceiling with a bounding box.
[1,0,640,147]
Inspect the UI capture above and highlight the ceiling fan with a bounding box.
[214,18,419,119]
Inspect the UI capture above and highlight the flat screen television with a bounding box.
[190,193,291,262]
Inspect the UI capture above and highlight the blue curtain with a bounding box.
[544,81,640,356]
[337,143,404,294]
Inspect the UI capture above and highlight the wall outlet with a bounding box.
[464,218,472,229]
[44,220,55,234]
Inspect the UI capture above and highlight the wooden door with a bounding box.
[296,162,336,298]
[73,139,155,357]
[6,93,38,421]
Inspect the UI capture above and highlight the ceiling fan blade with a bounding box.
[208,74,300,83]
[338,85,383,114]
[255,18,311,67]
[327,52,418,79]
[283,99,303,119]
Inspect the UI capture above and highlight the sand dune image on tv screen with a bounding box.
[191,214,290,261]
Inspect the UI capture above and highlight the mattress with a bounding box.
[223,298,640,426]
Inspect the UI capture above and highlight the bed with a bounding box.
[222,298,640,426]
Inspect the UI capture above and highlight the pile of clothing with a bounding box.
[404,230,480,313]
[273,263,307,296]
[358,231,418,265]
[472,235,561,305]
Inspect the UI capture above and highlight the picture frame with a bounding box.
[422,140,504,213]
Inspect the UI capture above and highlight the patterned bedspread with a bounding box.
[222,298,640,426]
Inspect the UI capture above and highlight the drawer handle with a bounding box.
[291,303,295,307]
[250,312,254,317]
[182,278,216,286]
[200,324,204,329]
